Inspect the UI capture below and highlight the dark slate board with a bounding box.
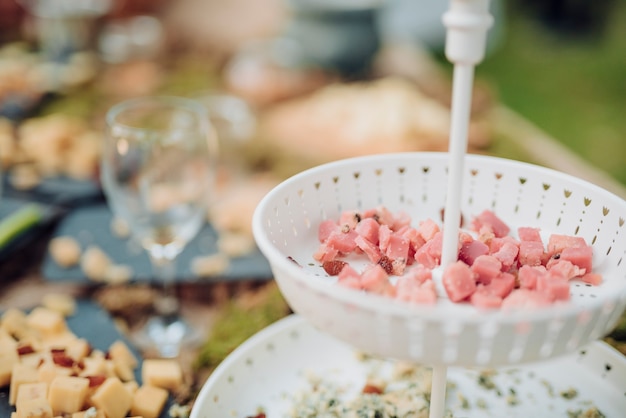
[2,175,103,208]
[42,204,272,283]
[0,299,174,417]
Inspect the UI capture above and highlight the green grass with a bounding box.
[475,2,626,185]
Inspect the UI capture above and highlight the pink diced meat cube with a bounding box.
[472,210,510,238]
[386,233,410,263]
[560,246,593,273]
[501,289,553,309]
[458,239,489,266]
[518,241,545,266]
[471,255,502,285]
[414,231,443,269]
[492,241,519,271]
[581,272,603,286]
[518,227,542,242]
[361,264,393,295]
[547,234,588,255]
[337,264,362,290]
[326,230,359,254]
[518,265,547,290]
[536,275,570,301]
[470,289,503,309]
[355,217,380,245]
[417,218,440,242]
[339,210,361,230]
[318,219,338,243]
[355,234,382,264]
[442,261,477,302]
[546,259,585,280]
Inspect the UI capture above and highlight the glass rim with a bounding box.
[106,95,208,134]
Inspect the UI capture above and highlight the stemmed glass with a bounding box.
[101,96,218,357]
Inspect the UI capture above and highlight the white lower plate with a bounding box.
[191,315,626,418]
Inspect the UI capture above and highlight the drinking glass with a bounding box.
[101,96,218,357]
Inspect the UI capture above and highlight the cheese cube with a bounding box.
[16,382,48,408]
[108,340,138,369]
[131,385,168,418]
[65,338,91,362]
[142,359,183,391]
[41,293,76,317]
[79,356,107,377]
[2,309,39,341]
[37,361,72,386]
[16,397,53,418]
[113,357,135,382]
[26,308,66,336]
[20,351,51,369]
[0,328,17,348]
[123,380,139,395]
[48,376,89,414]
[10,363,39,405]
[90,377,133,418]
[0,344,19,387]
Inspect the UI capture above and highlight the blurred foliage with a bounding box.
[194,282,291,372]
[476,0,626,185]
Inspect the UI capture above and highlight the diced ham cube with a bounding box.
[361,265,393,296]
[390,210,412,231]
[401,227,425,261]
[518,227,542,242]
[560,246,593,273]
[355,218,380,246]
[417,218,440,242]
[355,235,382,264]
[501,289,553,309]
[547,234,588,256]
[481,272,516,298]
[395,277,437,304]
[492,241,519,271]
[372,206,396,228]
[472,210,510,238]
[326,230,359,254]
[442,261,477,302]
[470,289,503,309]
[458,239,489,266]
[337,265,362,290]
[581,272,603,286]
[546,259,585,280]
[403,264,433,285]
[339,210,361,230]
[518,241,545,267]
[386,233,410,264]
[470,255,502,285]
[518,265,547,290]
[313,242,339,263]
[378,225,392,253]
[318,219,338,243]
[414,231,443,269]
[536,275,570,301]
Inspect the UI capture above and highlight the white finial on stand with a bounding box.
[430,1,493,418]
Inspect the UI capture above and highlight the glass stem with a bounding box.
[149,253,180,321]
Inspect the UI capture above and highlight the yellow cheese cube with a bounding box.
[2,309,39,341]
[123,380,139,395]
[90,377,133,418]
[79,356,107,377]
[16,382,48,408]
[65,338,90,362]
[16,397,53,418]
[41,293,76,317]
[141,359,182,391]
[131,385,168,418]
[113,357,135,382]
[42,332,78,351]
[48,376,89,414]
[37,361,72,386]
[0,328,17,348]
[108,340,138,369]
[26,308,66,336]
[10,363,39,405]
[20,351,51,369]
[0,344,19,387]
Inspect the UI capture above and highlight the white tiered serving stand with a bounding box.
[248,1,626,417]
